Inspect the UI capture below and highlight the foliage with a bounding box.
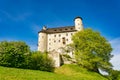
[62,54,71,59]
[72,28,113,73]
[0,64,108,80]
[0,41,54,72]
[0,41,30,68]
[107,70,120,80]
[28,51,55,72]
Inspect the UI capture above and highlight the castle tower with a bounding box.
[38,26,47,52]
[74,16,84,31]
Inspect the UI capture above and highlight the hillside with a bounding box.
[0,64,108,80]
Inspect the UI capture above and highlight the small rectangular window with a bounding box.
[71,28,73,30]
[60,29,62,31]
[54,35,56,37]
[59,40,60,42]
[66,33,68,36]
[62,37,66,45]
[63,42,65,44]
[65,28,68,30]
[59,34,61,37]
[66,39,68,41]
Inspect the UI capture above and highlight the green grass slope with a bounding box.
[55,64,107,80]
[0,64,108,80]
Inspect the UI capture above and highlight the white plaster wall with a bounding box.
[47,32,75,52]
[38,32,47,52]
[75,18,83,31]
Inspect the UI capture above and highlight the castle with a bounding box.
[38,16,84,67]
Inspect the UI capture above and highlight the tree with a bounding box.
[108,70,120,80]
[0,41,30,68]
[72,28,113,73]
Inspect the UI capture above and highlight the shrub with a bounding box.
[29,51,55,72]
[0,41,55,72]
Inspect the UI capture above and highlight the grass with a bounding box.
[0,64,108,80]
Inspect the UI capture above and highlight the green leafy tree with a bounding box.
[0,41,30,68]
[108,70,120,80]
[72,28,113,73]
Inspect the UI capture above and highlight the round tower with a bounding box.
[38,27,47,52]
[74,16,84,31]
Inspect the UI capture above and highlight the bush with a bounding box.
[0,41,30,68]
[0,41,55,72]
[29,51,55,72]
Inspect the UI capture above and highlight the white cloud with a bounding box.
[110,38,120,54]
[110,38,120,70]
[110,54,120,70]
[0,10,31,21]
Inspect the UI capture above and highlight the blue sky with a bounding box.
[0,0,120,70]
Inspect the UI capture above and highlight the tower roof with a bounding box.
[74,16,83,20]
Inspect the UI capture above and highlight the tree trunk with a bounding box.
[93,67,99,73]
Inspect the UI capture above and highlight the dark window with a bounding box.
[54,40,56,43]
[65,28,68,30]
[66,39,68,41]
[62,37,66,45]
[71,33,73,35]
[66,33,68,36]
[59,40,60,42]
[60,29,62,31]
[54,29,57,31]
[59,34,61,37]
[71,28,73,30]
[49,43,51,45]
[49,38,51,41]
[54,35,56,37]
